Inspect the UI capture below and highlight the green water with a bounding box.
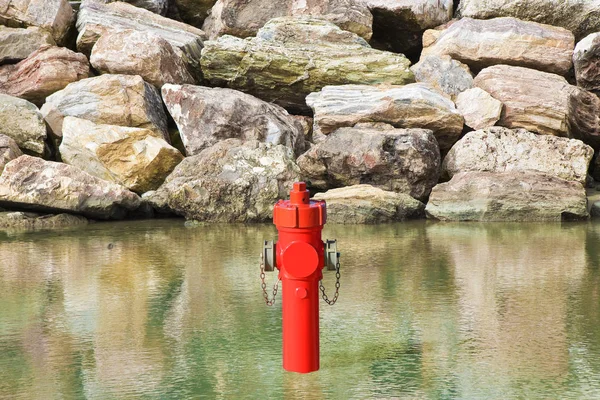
[1,220,599,399]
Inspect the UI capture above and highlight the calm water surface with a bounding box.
[1,220,599,399]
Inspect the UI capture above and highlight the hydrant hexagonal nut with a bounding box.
[263,240,276,271]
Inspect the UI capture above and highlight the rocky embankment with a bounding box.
[2,0,600,226]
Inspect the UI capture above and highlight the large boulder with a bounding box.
[149,139,301,222]
[422,17,574,75]
[76,2,205,79]
[297,123,440,201]
[574,33,600,93]
[364,0,453,57]
[200,17,414,113]
[442,127,594,185]
[59,117,184,193]
[0,135,22,173]
[0,26,55,64]
[426,171,589,222]
[474,65,585,138]
[455,88,502,131]
[0,94,46,156]
[410,55,473,100]
[312,184,425,224]
[161,84,305,156]
[0,0,74,45]
[90,30,195,88]
[457,0,600,42]
[202,0,372,41]
[0,155,141,219]
[40,74,168,141]
[306,83,464,153]
[0,45,90,106]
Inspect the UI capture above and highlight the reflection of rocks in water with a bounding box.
[426,222,588,385]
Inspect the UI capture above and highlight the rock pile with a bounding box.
[1,0,600,225]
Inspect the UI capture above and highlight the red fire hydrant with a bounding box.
[261,182,340,374]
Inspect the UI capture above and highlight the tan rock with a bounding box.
[422,17,574,75]
[0,45,90,106]
[410,55,473,99]
[81,0,168,15]
[0,134,22,174]
[161,84,305,156]
[76,2,205,79]
[0,0,74,45]
[312,184,425,223]
[200,17,414,113]
[297,123,440,201]
[442,127,594,185]
[455,88,502,130]
[0,26,55,64]
[0,94,46,156]
[573,33,600,92]
[0,155,141,219]
[426,171,589,222]
[59,118,183,194]
[203,0,372,41]
[90,30,195,88]
[40,74,168,141]
[306,83,464,152]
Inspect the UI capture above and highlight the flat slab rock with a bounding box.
[306,83,463,152]
[0,155,141,219]
[162,84,305,156]
[0,26,55,64]
[200,17,414,113]
[313,184,425,224]
[297,123,440,202]
[442,127,594,185]
[457,0,600,41]
[40,74,168,140]
[203,0,372,41]
[0,45,90,106]
[426,171,589,222]
[149,139,301,222]
[422,17,574,75]
[0,211,88,230]
[0,94,46,156]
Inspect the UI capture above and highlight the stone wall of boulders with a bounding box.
[3,0,600,225]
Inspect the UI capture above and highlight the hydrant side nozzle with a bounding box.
[324,239,340,271]
[263,240,276,271]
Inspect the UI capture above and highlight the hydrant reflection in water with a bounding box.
[261,182,341,374]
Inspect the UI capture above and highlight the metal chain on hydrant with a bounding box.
[260,254,280,306]
[319,259,340,305]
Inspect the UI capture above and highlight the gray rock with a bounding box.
[591,201,600,219]
[161,84,305,156]
[0,94,46,156]
[410,55,473,99]
[422,17,574,75]
[0,45,90,106]
[0,135,23,173]
[0,155,141,219]
[455,88,502,130]
[59,117,184,194]
[0,0,74,45]
[40,74,169,141]
[297,123,440,202]
[150,139,301,222]
[0,26,55,64]
[442,127,594,185]
[0,211,88,230]
[457,0,600,42]
[306,83,463,153]
[76,2,205,79]
[313,184,425,223]
[200,17,414,113]
[90,30,196,88]
[203,0,372,41]
[574,33,600,92]
[364,0,453,56]
[426,171,589,222]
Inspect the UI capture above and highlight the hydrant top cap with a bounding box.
[273,182,326,228]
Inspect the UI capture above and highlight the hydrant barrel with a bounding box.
[273,182,326,373]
